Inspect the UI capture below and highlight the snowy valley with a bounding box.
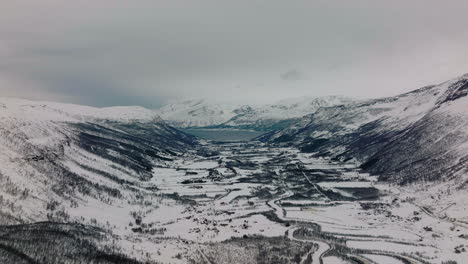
[0,74,467,264]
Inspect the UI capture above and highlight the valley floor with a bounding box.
[122,141,467,264]
[1,140,466,264]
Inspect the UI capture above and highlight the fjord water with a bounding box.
[182,128,265,141]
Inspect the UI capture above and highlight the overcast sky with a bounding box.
[1,1,467,108]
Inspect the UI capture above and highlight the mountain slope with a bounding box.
[260,74,468,185]
[0,98,196,262]
[157,96,353,131]
[361,77,468,183]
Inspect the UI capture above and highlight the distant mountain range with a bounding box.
[156,96,354,131]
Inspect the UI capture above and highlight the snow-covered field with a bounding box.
[109,141,466,263]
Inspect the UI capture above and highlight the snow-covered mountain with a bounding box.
[0,97,196,261]
[0,97,196,220]
[156,99,241,128]
[157,96,354,131]
[260,73,468,186]
[0,97,163,123]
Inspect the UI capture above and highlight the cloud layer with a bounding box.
[1,0,467,107]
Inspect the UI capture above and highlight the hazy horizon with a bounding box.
[2,1,467,108]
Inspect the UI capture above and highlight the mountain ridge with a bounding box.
[156,96,354,131]
[259,73,468,186]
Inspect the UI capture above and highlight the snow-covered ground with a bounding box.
[115,141,467,263]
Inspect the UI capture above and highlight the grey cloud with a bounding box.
[281,70,307,82]
[0,0,467,107]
